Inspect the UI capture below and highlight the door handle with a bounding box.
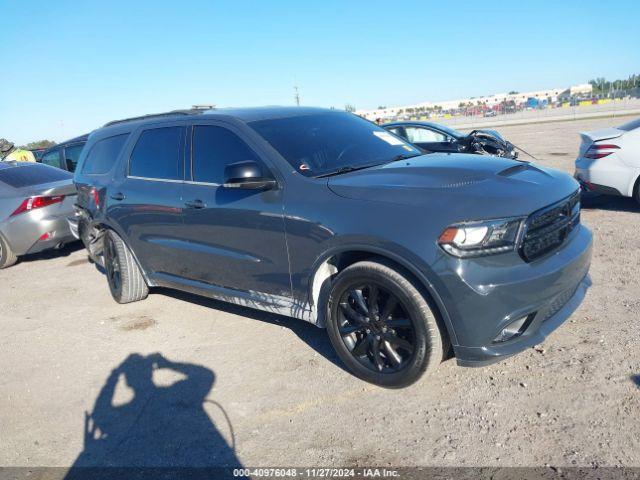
[185,199,205,209]
[110,192,125,201]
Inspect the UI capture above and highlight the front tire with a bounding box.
[103,230,148,304]
[326,260,445,388]
[0,234,18,269]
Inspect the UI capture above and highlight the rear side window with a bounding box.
[191,126,260,184]
[0,164,72,188]
[41,149,61,168]
[82,134,129,175]
[129,127,183,180]
[63,143,84,172]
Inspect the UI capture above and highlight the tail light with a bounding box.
[584,143,620,159]
[91,187,100,208]
[11,195,65,216]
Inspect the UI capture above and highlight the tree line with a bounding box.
[589,74,640,94]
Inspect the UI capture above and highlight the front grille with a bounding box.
[520,190,581,262]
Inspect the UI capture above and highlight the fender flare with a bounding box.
[307,243,458,345]
[93,218,155,287]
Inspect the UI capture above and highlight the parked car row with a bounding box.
[2,106,638,388]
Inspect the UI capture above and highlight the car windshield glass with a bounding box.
[249,112,421,177]
[435,124,464,139]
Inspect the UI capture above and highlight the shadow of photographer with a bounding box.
[65,353,241,478]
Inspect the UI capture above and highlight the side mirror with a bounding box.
[223,160,277,190]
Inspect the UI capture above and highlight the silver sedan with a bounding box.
[0,161,77,268]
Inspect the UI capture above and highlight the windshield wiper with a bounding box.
[386,153,422,163]
[315,153,422,178]
[315,162,383,178]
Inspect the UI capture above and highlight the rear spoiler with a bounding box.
[580,127,623,143]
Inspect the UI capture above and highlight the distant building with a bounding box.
[355,84,592,121]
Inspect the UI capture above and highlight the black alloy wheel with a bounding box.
[326,260,445,388]
[103,233,122,296]
[337,283,416,373]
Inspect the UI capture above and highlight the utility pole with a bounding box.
[294,85,300,106]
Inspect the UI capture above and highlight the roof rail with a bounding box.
[103,108,211,127]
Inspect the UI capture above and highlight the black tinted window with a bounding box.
[192,126,260,184]
[130,127,183,180]
[82,134,129,175]
[41,149,61,168]
[63,143,84,172]
[0,163,72,188]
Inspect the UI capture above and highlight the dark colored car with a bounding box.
[71,107,591,388]
[30,148,47,162]
[39,134,88,172]
[383,121,518,159]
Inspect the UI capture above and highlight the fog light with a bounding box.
[38,231,54,242]
[493,314,535,343]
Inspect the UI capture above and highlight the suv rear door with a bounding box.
[107,123,187,278]
[179,122,291,298]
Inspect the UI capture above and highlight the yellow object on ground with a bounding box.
[4,149,36,162]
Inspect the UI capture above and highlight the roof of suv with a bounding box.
[96,106,335,138]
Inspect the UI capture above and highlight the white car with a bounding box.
[575,117,640,203]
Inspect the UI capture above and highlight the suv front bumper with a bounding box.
[454,272,590,366]
[434,224,592,367]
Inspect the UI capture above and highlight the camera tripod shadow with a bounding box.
[64,353,241,478]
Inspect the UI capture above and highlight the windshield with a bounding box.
[249,112,421,177]
[434,123,464,139]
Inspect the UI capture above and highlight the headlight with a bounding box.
[438,218,524,258]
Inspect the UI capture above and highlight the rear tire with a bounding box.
[326,260,445,388]
[0,234,18,269]
[103,230,148,304]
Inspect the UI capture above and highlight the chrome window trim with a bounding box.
[126,175,184,184]
[183,179,222,187]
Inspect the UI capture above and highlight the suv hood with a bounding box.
[327,154,579,220]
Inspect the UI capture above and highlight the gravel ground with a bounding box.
[1,116,639,471]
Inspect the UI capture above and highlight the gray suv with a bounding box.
[71,107,592,388]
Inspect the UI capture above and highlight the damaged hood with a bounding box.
[327,153,579,220]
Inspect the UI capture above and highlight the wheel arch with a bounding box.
[631,171,640,199]
[308,245,457,346]
[95,219,155,287]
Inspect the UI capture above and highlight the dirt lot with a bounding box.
[1,116,639,471]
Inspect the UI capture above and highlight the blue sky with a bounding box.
[1,0,639,144]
